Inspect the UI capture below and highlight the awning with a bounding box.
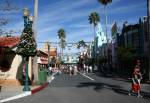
[37,57,48,65]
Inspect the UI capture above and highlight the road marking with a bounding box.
[48,76,55,83]
[79,73,95,81]
[48,71,58,83]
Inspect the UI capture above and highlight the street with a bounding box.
[6,73,150,103]
[0,0,150,103]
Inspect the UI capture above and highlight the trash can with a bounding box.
[38,68,47,84]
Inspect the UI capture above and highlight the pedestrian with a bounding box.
[86,65,89,74]
[129,60,142,98]
[69,66,73,75]
[89,66,93,73]
[74,65,78,75]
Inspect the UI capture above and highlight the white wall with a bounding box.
[0,55,22,80]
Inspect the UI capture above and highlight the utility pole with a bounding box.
[147,0,150,80]
[33,0,38,39]
[32,0,39,83]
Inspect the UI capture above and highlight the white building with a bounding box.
[96,23,107,47]
[96,22,107,57]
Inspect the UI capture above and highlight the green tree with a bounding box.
[88,12,100,58]
[58,28,66,54]
[117,47,137,62]
[88,12,100,40]
[50,57,56,67]
[117,46,137,76]
[97,0,112,43]
[77,40,87,49]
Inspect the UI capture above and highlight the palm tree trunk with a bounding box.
[104,5,110,70]
[94,25,96,58]
[104,5,108,44]
[94,25,96,41]
[62,48,63,58]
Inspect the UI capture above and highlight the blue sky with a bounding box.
[0,0,147,52]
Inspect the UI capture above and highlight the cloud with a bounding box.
[66,26,93,42]
[109,2,146,14]
[67,24,91,28]
[37,0,99,42]
[38,0,94,24]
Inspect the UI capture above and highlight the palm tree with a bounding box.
[98,0,112,43]
[58,28,66,55]
[58,29,66,40]
[88,12,100,59]
[88,12,100,41]
[77,40,87,49]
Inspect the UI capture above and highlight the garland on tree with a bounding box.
[16,27,37,58]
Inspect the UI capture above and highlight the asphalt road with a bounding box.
[6,73,150,103]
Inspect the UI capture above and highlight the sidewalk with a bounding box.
[0,86,39,100]
[92,72,150,98]
[0,71,58,102]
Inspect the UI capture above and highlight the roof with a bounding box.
[46,51,57,56]
[37,57,48,65]
[0,37,20,48]
[37,50,48,57]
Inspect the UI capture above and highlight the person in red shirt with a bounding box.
[129,60,142,98]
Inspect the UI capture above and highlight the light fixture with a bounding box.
[23,8,30,17]
[29,15,34,22]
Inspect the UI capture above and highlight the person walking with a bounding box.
[74,65,78,75]
[129,60,142,98]
[69,66,73,76]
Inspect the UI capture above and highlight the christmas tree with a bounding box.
[16,27,37,58]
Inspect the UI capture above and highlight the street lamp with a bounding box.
[23,8,33,91]
[29,15,34,27]
[23,8,33,28]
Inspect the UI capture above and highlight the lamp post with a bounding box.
[23,8,33,91]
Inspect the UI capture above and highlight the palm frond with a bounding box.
[98,0,112,5]
[88,12,100,26]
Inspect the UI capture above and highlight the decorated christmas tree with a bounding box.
[16,27,37,58]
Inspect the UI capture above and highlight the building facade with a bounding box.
[113,17,149,78]
[0,37,33,86]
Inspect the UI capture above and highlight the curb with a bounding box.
[0,73,57,103]
[31,82,49,94]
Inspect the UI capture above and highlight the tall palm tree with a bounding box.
[88,12,100,59]
[58,28,66,55]
[98,0,112,43]
[88,12,100,41]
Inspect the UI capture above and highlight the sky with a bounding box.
[0,0,147,53]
